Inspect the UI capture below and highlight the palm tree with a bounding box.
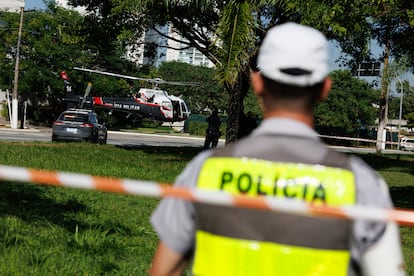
[214,0,257,142]
[209,0,295,142]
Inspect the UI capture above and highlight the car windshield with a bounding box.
[59,112,88,123]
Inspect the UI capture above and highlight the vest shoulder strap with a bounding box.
[211,134,351,170]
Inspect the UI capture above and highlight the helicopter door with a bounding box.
[161,101,173,120]
[171,101,180,120]
[180,101,190,120]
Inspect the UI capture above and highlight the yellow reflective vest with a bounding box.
[193,157,356,276]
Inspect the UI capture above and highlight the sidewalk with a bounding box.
[0,116,50,132]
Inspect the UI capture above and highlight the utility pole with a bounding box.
[395,75,404,150]
[11,6,24,129]
[376,39,391,154]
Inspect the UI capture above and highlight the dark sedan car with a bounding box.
[52,109,107,144]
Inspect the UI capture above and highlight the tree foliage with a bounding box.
[0,7,94,119]
[295,0,414,66]
[0,4,148,122]
[388,81,414,121]
[157,61,227,113]
[315,70,378,136]
[66,0,298,141]
[214,0,255,89]
[2,0,414,138]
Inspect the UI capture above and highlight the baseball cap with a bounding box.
[257,22,329,87]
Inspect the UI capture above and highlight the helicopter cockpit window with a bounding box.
[147,95,155,103]
[180,102,187,113]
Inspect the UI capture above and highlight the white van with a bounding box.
[400,137,414,151]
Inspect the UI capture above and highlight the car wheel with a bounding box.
[91,130,99,144]
[99,134,107,145]
[52,135,57,142]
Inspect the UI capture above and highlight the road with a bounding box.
[0,127,412,155]
[0,127,225,148]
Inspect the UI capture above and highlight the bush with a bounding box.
[188,121,207,136]
[1,103,9,119]
[187,114,226,138]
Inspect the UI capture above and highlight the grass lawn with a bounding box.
[0,142,413,274]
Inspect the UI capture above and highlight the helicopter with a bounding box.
[60,67,195,123]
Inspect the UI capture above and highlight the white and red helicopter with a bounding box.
[60,67,195,123]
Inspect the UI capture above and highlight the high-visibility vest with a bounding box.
[193,157,356,276]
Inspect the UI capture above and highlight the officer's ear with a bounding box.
[251,72,264,97]
[319,77,332,101]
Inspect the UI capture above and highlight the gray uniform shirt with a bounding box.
[151,118,394,270]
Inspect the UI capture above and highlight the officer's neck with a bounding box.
[264,110,314,127]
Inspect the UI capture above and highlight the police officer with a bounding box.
[149,23,405,276]
[204,107,222,149]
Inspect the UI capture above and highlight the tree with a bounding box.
[67,0,141,70]
[0,2,150,125]
[0,6,95,121]
[62,0,414,145]
[406,112,414,131]
[294,0,414,152]
[368,0,414,152]
[315,70,378,138]
[158,61,227,113]
[388,81,414,124]
[386,57,413,129]
[68,0,296,142]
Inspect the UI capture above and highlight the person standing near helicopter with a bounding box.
[203,107,221,149]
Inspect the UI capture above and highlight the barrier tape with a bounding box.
[1,165,414,226]
[319,134,401,145]
[319,135,377,144]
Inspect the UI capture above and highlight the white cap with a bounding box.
[257,22,329,87]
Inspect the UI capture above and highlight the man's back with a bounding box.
[207,114,221,131]
[193,118,356,275]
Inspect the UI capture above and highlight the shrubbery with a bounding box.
[1,104,8,119]
[187,115,227,138]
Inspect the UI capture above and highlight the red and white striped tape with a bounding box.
[1,165,414,226]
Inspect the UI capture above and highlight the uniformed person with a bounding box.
[149,22,405,276]
[204,107,222,149]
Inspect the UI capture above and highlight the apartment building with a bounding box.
[127,24,214,68]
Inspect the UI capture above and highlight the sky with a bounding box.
[25,0,46,10]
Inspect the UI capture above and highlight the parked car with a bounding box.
[400,136,414,151]
[52,109,107,144]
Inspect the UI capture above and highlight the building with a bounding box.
[50,1,213,68]
[127,24,214,68]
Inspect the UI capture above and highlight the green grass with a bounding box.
[354,153,414,274]
[0,142,201,275]
[0,142,413,274]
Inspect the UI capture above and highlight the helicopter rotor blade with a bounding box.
[73,67,149,81]
[147,77,198,86]
[159,80,198,86]
[73,67,198,86]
